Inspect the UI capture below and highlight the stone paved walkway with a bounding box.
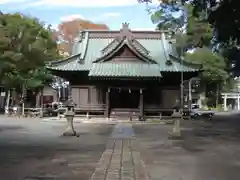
[90,123,150,180]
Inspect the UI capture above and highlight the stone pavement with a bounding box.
[90,123,151,180]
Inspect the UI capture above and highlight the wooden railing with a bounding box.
[57,104,106,117]
[58,104,105,111]
[6,107,43,118]
[77,104,106,111]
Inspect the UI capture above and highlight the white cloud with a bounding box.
[102,12,121,18]
[0,0,27,4]
[92,12,121,21]
[23,0,139,8]
[60,14,85,22]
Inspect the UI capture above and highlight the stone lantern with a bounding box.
[63,100,76,136]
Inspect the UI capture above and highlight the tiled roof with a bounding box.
[47,28,200,75]
[89,63,162,77]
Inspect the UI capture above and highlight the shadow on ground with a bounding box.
[0,119,113,180]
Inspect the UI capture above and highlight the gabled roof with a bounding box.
[47,23,200,75]
[93,37,156,63]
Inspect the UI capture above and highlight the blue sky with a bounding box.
[0,0,159,30]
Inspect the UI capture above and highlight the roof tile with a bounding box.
[89,63,162,77]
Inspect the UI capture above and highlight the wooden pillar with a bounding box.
[105,88,110,118]
[68,83,72,101]
[139,89,144,118]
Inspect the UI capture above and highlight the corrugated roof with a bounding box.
[89,63,162,77]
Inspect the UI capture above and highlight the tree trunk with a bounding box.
[11,88,16,106]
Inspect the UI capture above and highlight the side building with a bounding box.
[47,23,200,118]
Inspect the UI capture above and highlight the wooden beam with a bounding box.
[108,86,146,90]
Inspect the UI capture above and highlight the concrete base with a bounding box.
[63,128,77,136]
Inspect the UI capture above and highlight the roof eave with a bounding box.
[168,54,201,70]
[48,53,81,67]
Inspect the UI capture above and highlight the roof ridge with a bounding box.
[81,29,172,33]
[101,38,121,55]
[79,32,89,60]
[71,31,84,55]
[131,39,149,55]
[160,32,170,61]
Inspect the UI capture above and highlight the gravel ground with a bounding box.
[133,115,240,180]
[1,114,240,180]
[0,117,113,180]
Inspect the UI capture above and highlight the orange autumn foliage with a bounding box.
[53,19,109,55]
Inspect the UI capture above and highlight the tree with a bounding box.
[53,19,109,54]
[140,0,233,107]
[140,0,240,45]
[150,2,213,48]
[0,13,59,108]
[185,48,227,82]
[185,47,229,106]
[143,1,228,81]
[185,5,213,48]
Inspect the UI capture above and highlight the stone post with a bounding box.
[169,108,182,139]
[63,100,76,136]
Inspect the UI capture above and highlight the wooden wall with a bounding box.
[71,84,180,109]
[71,86,104,107]
[160,89,179,108]
[144,86,179,109]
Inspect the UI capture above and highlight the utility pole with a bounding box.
[171,28,185,138]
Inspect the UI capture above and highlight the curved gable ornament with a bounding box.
[120,22,134,40]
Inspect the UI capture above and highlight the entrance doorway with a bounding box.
[110,88,140,109]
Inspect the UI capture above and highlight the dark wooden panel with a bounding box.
[98,87,104,104]
[105,46,145,63]
[79,88,89,105]
[161,89,179,108]
[71,88,80,107]
[89,87,98,104]
[114,45,136,57]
